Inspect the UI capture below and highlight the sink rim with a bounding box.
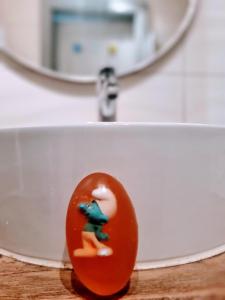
[1,243,225,270]
[1,122,225,132]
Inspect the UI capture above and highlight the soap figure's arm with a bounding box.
[95,226,109,241]
[79,201,110,240]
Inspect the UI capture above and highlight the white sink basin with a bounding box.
[1,123,225,269]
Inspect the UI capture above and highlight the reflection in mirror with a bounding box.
[0,0,196,82]
[43,0,154,77]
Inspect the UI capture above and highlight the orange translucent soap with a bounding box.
[66,172,138,296]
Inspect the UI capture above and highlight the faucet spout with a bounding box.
[97,67,119,122]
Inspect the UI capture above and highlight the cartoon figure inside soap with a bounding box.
[66,172,138,296]
[74,185,117,258]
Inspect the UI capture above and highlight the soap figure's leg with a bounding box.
[74,232,98,257]
[74,231,113,257]
[88,234,113,257]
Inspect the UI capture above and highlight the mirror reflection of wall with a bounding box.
[0,0,195,81]
[42,0,155,76]
[0,0,42,65]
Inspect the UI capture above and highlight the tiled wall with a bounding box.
[183,0,225,124]
[0,0,225,127]
[121,0,225,124]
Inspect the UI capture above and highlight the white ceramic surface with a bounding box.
[1,123,225,269]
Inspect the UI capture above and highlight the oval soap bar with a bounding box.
[66,172,138,296]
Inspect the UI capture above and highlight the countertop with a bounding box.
[1,253,225,299]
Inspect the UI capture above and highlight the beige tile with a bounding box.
[184,0,225,74]
[185,76,225,125]
[200,0,225,15]
[0,63,97,127]
[118,74,184,122]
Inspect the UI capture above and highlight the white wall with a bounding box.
[0,0,225,128]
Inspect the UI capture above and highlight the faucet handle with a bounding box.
[98,67,117,87]
[99,67,116,79]
[97,67,119,122]
[97,67,119,98]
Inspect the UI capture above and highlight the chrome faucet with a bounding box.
[97,67,119,122]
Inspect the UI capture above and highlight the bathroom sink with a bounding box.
[0,123,225,269]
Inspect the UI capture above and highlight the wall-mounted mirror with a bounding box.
[0,0,197,82]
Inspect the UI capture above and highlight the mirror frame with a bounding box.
[1,0,198,83]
